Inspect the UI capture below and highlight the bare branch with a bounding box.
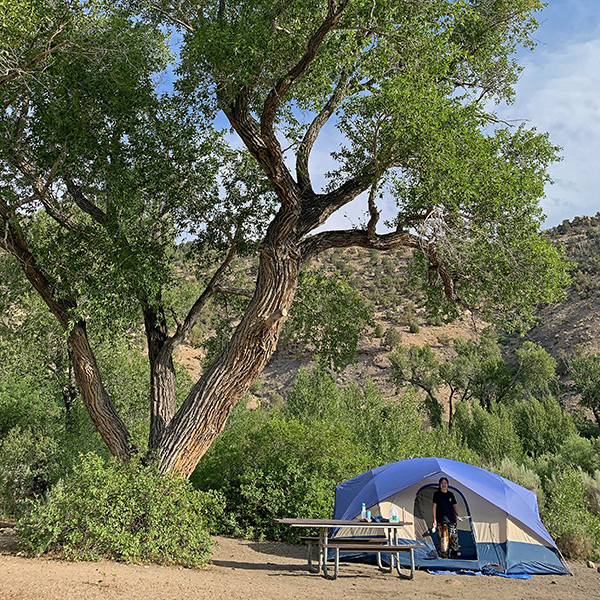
[13,194,40,210]
[259,307,288,331]
[66,181,108,224]
[366,113,390,237]
[173,231,242,345]
[0,17,69,88]
[214,285,254,299]
[148,4,195,33]
[300,228,421,262]
[10,152,81,231]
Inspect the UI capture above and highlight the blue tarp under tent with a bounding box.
[332,457,571,575]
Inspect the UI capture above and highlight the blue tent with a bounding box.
[333,457,570,575]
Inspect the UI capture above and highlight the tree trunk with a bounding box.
[156,222,298,476]
[0,215,136,460]
[144,306,177,450]
[67,322,136,459]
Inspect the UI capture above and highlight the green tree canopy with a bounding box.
[1,0,569,476]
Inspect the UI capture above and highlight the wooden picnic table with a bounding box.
[274,518,424,580]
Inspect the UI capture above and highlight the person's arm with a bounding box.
[452,494,460,519]
[432,502,437,528]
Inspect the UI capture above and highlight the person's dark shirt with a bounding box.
[433,489,457,524]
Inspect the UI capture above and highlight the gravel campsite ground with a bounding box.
[1,525,599,600]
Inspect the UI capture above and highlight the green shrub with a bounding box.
[192,405,372,542]
[511,397,577,457]
[0,373,63,436]
[541,468,600,559]
[285,364,426,460]
[0,428,61,517]
[18,453,223,567]
[581,471,600,518]
[381,327,402,349]
[558,435,600,475]
[492,457,544,508]
[437,334,452,347]
[452,401,523,462]
[408,319,420,334]
[420,426,481,466]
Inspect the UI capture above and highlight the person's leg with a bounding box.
[449,523,459,558]
[437,523,449,558]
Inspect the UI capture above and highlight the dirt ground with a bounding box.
[1,524,599,600]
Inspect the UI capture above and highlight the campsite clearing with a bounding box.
[0,533,598,600]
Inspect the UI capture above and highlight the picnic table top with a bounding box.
[274,518,412,527]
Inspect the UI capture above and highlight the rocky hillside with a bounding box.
[176,214,600,413]
[523,215,600,361]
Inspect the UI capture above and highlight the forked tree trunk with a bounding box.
[155,225,299,476]
[144,307,177,450]
[68,322,135,459]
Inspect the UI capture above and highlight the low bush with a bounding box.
[452,401,523,463]
[381,327,402,349]
[511,396,577,458]
[18,453,223,567]
[0,428,61,517]
[541,468,600,560]
[492,457,544,508]
[581,471,600,518]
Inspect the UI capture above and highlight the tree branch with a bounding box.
[260,1,351,141]
[173,232,241,345]
[0,37,69,88]
[296,68,351,193]
[66,180,108,224]
[300,228,421,263]
[148,4,195,33]
[298,168,375,236]
[10,152,81,231]
[214,285,254,299]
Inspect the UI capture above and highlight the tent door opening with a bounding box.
[413,485,478,560]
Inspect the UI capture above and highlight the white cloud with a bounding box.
[499,37,600,226]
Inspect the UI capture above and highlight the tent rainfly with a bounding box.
[332,457,571,575]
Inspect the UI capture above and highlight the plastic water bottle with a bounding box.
[389,506,399,522]
[361,503,367,520]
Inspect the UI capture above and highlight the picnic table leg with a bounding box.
[394,548,416,580]
[321,529,342,580]
[322,547,339,580]
[377,527,392,573]
[307,539,319,573]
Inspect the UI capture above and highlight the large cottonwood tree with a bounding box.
[1,0,568,477]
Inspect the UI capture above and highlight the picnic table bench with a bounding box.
[322,542,425,580]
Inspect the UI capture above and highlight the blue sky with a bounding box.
[494,0,600,228]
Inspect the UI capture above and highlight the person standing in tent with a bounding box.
[432,477,460,559]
